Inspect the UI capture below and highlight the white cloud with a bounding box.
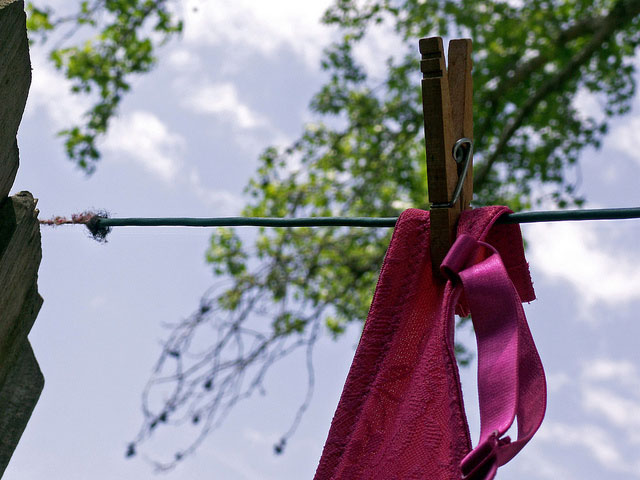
[178,0,335,71]
[515,445,576,479]
[89,295,107,310]
[243,427,279,447]
[537,423,630,472]
[528,221,640,310]
[581,358,640,444]
[352,17,407,81]
[210,447,271,480]
[25,49,90,130]
[583,358,640,387]
[607,70,640,169]
[573,88,605,123]
[546,371,571,393]
[608,114,640,168]
[166,48,201,71]
[187,169,243,214]
[27,53,243,210]
[534,357,640,476]
[182,82,268,130]
[102,111,184,182]
[583,388,640,436]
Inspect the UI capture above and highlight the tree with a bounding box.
[27,0,640,471]
[26,0,182,172]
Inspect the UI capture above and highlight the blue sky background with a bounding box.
[4,1,640,478]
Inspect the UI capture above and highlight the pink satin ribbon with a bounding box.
[442,234,547,480]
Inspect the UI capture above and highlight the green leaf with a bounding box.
[27,0,182,172]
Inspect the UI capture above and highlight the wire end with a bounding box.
[86,211,112,242]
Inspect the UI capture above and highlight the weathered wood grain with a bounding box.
[447,39,473,212]
[420,37,458,269]
[420,37,474,272]
[0,281,41,391]
[0,340,44,476]
[0,0,31,199]
[0,3,43,475]
[0,193,43,476]
[0,192,42,389]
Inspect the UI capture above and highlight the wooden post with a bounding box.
[0,1,45,476]
[0,0,30,198]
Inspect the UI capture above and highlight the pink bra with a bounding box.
[314,207,546,480]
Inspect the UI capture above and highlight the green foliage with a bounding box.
[25,4,54,34]
[206,228,248,277]
[206,0,640,344]
[26,0,182,172]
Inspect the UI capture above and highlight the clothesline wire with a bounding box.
[94,206,640,227]
[41,206,640,229]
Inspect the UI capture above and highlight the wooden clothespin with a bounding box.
[420,37,473,272]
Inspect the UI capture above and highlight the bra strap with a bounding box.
[442,234,547,480]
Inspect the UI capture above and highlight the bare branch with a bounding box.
[127,274,328,470]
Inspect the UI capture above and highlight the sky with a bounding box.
[4,1,640,479]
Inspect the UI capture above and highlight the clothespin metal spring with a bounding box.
[430,138,473,210]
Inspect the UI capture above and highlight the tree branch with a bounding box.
[500,16,601,94]
[474,14,604,162]
[474,0,640,189]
